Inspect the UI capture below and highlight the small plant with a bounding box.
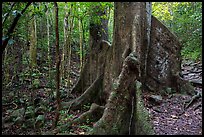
[80,125,93,132]
[83,104,91,110]
[33,78,40,88]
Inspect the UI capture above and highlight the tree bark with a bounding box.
[61,3,68,84]
[29,15,37,68]
[90,53,140,135]
[46,3,51,82]
[90,2,149,134]
[61,2,192,135]
[52,2,61,129]
[79,16,83,71]
[70,4,109,95]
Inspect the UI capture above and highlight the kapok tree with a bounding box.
[61,2,194,135]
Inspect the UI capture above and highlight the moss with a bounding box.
[135,81,155,135]
[110,91,117,98]
[160,87,176,96]
[112,124,120,134]
[180,82,195,95]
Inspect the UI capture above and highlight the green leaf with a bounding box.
[36,115,45,122]
[33,79,40,88]
[32,73,37,77]
[2,36,8,41]
[14,116,23,124]
[8,39,15,45]
[12,10,21,17]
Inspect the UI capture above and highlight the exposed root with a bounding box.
[70,62,88,94]
[71,103,104,125]
[89,53,140,135]
[61,74,104,110]
[184,92,201,110]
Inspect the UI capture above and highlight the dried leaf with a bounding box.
[171,115,178,119]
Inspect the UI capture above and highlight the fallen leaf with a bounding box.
[79,132,85,135]
[171,115,178,119]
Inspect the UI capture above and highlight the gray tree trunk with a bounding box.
[62,2,194,135]
[90,2,151,134]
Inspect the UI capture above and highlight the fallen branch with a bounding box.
[189,79,202,87]
[179,92,202,116]
[2,101,18,109]
[194,102,202,111]
[184,92,201,110]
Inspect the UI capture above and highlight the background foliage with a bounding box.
[1,2,202,134]
[152,2,202,60]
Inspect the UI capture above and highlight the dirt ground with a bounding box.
[2,58,202,135]
[143,60,202,135]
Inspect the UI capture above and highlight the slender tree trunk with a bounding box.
[29,15,37,68]
[29,12,37,110]
[79,17,83,71]
[81,19,85,67]
[52,2,61,129]
[3,48,9,88]
[66,4,76,86]
[46,3,51,83]
[62,3,68,85]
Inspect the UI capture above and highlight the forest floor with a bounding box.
[2,55,202,135]
[143,59,202,135]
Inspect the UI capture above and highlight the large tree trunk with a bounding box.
[90,2,150,134]
[145,15,194,95]
[61,2,194,135]
[71,3,109,95]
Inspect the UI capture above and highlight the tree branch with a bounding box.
[2,2,16,26]
[2,2,32,54]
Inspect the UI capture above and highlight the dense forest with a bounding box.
[2,2,202,135]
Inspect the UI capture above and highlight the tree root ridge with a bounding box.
[61,74,104,110]
[89,53,139,135]
[66,103,104,128]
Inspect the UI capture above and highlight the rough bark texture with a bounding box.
[71,4,109,95]
[63,2,193,135]
[62,74,104,110]
[29,16,37,68]
[90,53,140,135]
[103,2,149,100]
[53,2,61,128]
[89,3,151,135]
[145,16,194,95]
